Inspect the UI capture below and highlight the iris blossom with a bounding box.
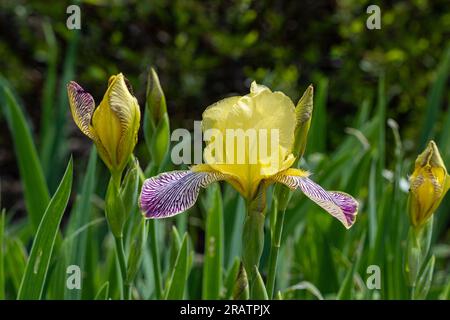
[67,73,141,176]
[409,140,449,228]
[140,82,358,228]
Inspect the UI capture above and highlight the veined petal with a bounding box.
[67,81,96,139]
[140,167,227,219]
[272,169,358,228]
[91,73,141,172]
[109,74,141,170]
[108,73,140,136]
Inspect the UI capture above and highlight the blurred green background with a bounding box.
[1,0,449,205]
[0,0,449,300]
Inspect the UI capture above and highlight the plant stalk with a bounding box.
[266,207,286,299]
[114,236,131,299]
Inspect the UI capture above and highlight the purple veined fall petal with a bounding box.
[140,169,228,219]
[272,170,358,228]
[67,81,96,139]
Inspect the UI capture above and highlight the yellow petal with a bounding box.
[409,140,448,227]
[91,93,122,170]
[109,74,141,171]
[201,82,296,198]
[92,73,141,172]
[250,81,270,95]
[108,74,140,137]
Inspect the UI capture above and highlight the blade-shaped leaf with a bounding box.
[202,184,223,299]
[64,148,97,299]
[0,210,5,299]
[284,281,324,300]
[413,255,435,300]
[0,82,50,230]
[5,238,27,296]
[95,281,110,300]
[165,233,190,300]
[252,267,268,300]
[337,234,365,299]
[17,158,73,299]
[419,45,450,149]
[224,257,240,300]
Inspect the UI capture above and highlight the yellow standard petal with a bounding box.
[202,81,296,198]
[91,73,141,173]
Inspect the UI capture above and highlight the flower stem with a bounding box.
[114,236,131,299]
[242,189,266,298]
[149,219,163,299]
[266,207,285,299]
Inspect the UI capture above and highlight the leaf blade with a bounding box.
[0,82,50,230]
[202,184,224,299]
[17,158,73,300]
[165,233,190,300]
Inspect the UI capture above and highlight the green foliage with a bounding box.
[0,210,5,300]
[0,0,448,301]
[17,158,73,299]
[164,233,191,300]
[202,184,224,300]
[0,80,50,231]
[64,148,97,299]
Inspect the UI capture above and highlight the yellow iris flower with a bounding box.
[140,82,358,229]
[67,73,141,176]
[201,81,296,199]
[409,140,449,228]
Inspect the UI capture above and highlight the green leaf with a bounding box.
[275,291,283,300]
[376,72,386,175]
[39,20,58,175]
[252,267,268,300]
[413,255,435,299]
[223,190,245,269]
[284,281,324,300]
[0,210,5,299]
[165,233,190,300]
[46,253,68,299]
[337,234,365,299]
[307,77,327,154]
[95,281,110,300]
[148,219,163,299]
[438,106,450,159]
[0,82,50,230]
[127,218,147,284]
[17,158,73,300]
[438,279,450,300]
[224,257,240,299]
[232,262,249,300]
[202,184,224,299]
[168,226,182,276]
[5,238,27,296]
[65,148,97,299]
[419,45,450,149]
[368,158,378,248]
